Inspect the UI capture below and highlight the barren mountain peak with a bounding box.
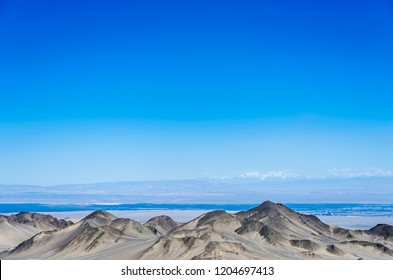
[83,210,117,221]
[13,212,49,220]
[146,215,176,224]
[235,200,286,218]
[255,200,284,210]
[145,215,180,236]
[367,224,393,239]
[196,210,235,227]
[7,212,72,230]
[1,202,393,260]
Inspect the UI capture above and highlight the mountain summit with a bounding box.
[1,201,393,260]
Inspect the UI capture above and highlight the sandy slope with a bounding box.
[0,213,71,251]
[1,201,392,260]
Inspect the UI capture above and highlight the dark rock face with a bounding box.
[290,239,320,251]
[8,212,72,229]
[235,220,264,235]
[367,224,393,239]
[326,245,345,256]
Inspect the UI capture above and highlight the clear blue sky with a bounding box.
[0,0,392,185]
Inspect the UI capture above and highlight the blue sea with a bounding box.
[1,203,393,217]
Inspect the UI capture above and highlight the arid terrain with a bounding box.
[1,201,392,260]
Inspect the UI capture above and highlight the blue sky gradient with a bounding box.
[1,0,393,184]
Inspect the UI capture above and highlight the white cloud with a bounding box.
[239,170,298,180]
[328,168,393,178]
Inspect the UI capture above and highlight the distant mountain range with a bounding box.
[1,201,392,259]
[1,176,393,204]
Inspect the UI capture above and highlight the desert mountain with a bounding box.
[8,212,72,229]
[144,215,180,236]
[0,210,157,259]
[1,201,393,260]
[366,224,393,240]
[0,212,72,251]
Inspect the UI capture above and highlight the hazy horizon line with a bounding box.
[1,172,392,187]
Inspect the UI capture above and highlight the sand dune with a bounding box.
[1,201,392,260]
